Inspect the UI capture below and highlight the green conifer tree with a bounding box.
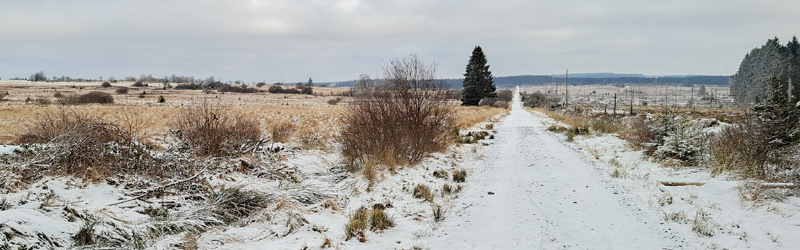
[461,46,495,106]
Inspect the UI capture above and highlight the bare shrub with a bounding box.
[56,91,114,105]
[170,101,261,157]
[710,120,775,179]
[340,53,455,167]
[115,87,129,94]
[112,107,159,143]
[16,109,152,179]
[620,116,657,151]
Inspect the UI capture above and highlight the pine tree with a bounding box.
[753,76,800,147]
[461,46,495,106]
[697,85,707,96]
[306,77,314,86]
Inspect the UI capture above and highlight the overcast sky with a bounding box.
[1,0,799,83]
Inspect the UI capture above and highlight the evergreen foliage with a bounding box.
[753,76,800,147]
[697,85,707,96]
[461,46,496,106]
[732,36,800,106]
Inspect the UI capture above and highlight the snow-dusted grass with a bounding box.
[0,81,509,249]
[529,108,800,249]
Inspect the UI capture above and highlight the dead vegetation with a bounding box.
[170,100,261,157]
[340,54,454,172]
[14,108,153,180]
[0,78,500,249]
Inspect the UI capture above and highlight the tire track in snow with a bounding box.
[427,87,688,249]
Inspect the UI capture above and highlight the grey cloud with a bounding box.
[1,0,799,82]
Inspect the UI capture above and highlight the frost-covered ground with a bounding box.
[514,103,799,248]
[1,87,798,249]
[0,114,502,249]
[423,89,798,249]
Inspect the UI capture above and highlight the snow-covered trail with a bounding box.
[427,87,686,249]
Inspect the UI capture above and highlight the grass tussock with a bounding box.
[72,221,98,246]
[441,183,461,196]
[344,207,369,242]
[432,204,445,222]
[170,101,261,157]
[369,207,395,232]
[413,184,434,202]
[432,170,448,179]
[456,130,490,144]
[737,181,788,204]
[452,169,467,183]
[207,186,272,224]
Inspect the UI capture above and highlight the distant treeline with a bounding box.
[321,75,730,89]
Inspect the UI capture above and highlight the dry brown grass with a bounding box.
[0,81,347,145]
[453,105,508,129]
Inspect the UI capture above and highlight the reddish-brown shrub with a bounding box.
[340,54,455,168]
[170,101,261,156]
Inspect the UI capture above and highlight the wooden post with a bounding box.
[613,93,617,115]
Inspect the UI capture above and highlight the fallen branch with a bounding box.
[108,168,207,206]
[659,181,795,188]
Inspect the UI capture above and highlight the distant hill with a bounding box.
[551,73,648,78]
[319,74,731,88]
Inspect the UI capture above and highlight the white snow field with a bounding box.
[427,88,689,249]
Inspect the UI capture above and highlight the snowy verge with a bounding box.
[527,108,800,249]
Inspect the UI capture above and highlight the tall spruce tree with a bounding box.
[461,46,496,106]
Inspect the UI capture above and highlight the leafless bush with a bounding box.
[15,109,152,179]
[170,101,261,157]
[620,116,657,153]
[710,120,776,179]
[56,91,114,105]
[340,53,455,167]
